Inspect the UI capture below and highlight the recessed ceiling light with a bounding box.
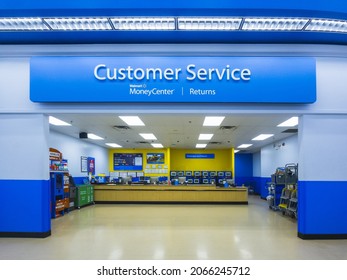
[234,150,240,153]
[0,18,49,31]
[252,134,274,141]
[237,144,253,149]
[151,143,164,148]
[198,134,214,140]
[105,143,122,148]
[49,116,72,126]
[196,144,207,148]
[306,19,347,33]
[178,17,242,30]
[242,18,308,31]
[119,116,145,126]
[139,133,157,140]
[203,116,225,126]
[111,17,175,30]
[44,17,112,30]
[277,117,298,127]
[87,133,104,140]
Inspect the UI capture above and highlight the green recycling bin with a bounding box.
[75,184,94,208]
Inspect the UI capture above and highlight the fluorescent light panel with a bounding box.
[306,19,347,33]
[0,18,49,31]
[119,116,145,126]
[252,134,274,141]
[111,17,175,30]
[151,143,163,148]
[243,18,308,31]
[139,133,157,140]
[196,143,207,148]
[234,150,240,153]
[49,116,71,126]
[277,117,298,127]
[203,116,225,126]
[198,134,214,140]
[178,17,242,30]
[44,18,112,30]
[237,144,253,149]
[87,133,104,140]
[105,143,122,148]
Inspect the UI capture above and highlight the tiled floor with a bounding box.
[1,195,346,260]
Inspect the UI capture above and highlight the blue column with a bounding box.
[0,114,51,237]
[298,115,347,239]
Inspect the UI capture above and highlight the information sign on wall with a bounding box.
[30,56,316,103]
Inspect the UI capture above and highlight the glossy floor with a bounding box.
[1,196,346,260]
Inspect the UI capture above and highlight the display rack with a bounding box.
[50,171,69,218]
[267,167,286,211]
[278,163,298,218]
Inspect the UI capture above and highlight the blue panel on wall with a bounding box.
[30,56,316,103]
[0,180,51,237]
[298,180,347,238]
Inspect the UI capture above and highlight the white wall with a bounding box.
[260,135,299,177]
[49,130,109,177]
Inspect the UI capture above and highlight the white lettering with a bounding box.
[94,64,106,80]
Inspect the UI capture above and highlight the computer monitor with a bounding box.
[194,171,201,177]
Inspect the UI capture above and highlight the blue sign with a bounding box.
[186,154,215,159]
[30,56,316,103]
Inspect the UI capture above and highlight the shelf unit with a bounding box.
[50,171,69,218]
[278,163,298,218]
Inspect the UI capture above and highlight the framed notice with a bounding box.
[81,156,88,172]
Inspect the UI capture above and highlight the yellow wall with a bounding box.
[170,149,233,172]
[109,148,234,176]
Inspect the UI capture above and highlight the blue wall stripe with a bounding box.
[0,179,51,234]
[298,180,347,235]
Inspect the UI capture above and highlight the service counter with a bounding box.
[93,184,248,204]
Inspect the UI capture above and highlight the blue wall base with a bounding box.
[298,232,347,240]
[0,230,51,238]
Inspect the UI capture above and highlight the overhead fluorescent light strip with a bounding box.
[178,17,242,30]
[44,18,112,30]
[196,144,207,148]
[151,143,163,148]
[111,17,175,30]
[0,18,49,31]
[277,117,298,127]
[49,116,72,126]
[119,116,145,126]
[237,144,253,149]
[203,116,225,126]
[242,18,309,31]
[105,143,122,148]
[139,133,157,140]
[252,134,274,141]
[198,134,214,140]
[305,19,347,33]
[87,133,104,140]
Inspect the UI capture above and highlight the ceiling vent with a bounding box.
[113,125,131,131]
[135,141,149,144]
[209,141,222,145]
[282,128,298,133]
[220,126,237,131]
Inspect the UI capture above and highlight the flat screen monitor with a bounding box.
[194,171,201,177]
[185,171,192,176]
[203,179,209,184]
[170,171,177,177]
[194,178,200,184]
[187,179,193,184]
[177,171,184,177]
[202,171,209,177]
[210,171,217,177]
[113,153,143,170]
[218,172,225,177]
[225,171,232,177]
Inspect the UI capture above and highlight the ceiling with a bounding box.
[49,113,298,153]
